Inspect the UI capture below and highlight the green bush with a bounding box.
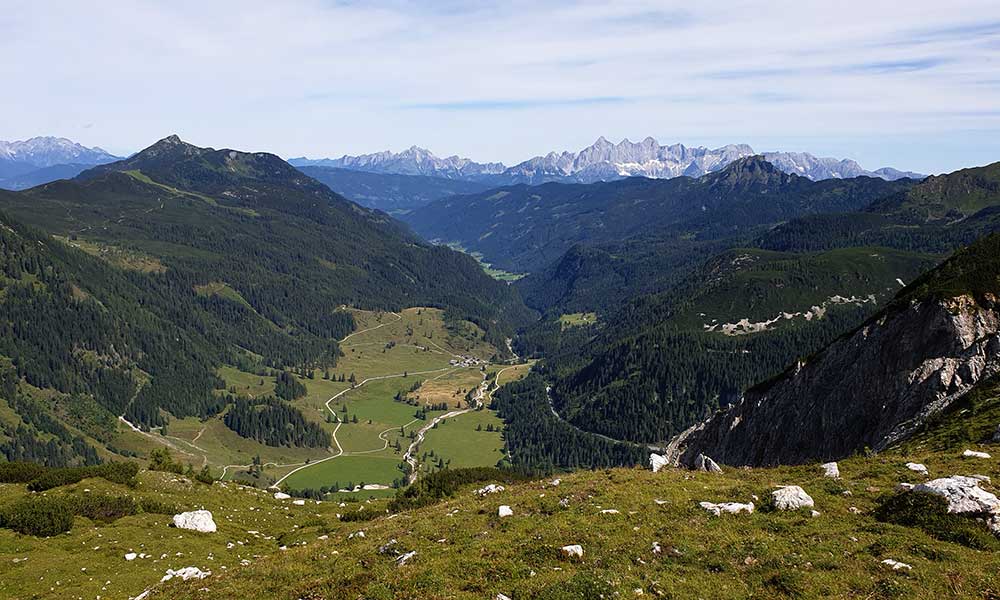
[0,496,74,536]
[138,498,178,515]
[0,462,49,483]
[26,462,139,492]
[339,508,382,522]
[388,467,529,513]
[73,494,138,523]
[873,491,1000,551]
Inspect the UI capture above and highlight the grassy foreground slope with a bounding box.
[154,384,1000,600]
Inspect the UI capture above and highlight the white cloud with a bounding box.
[1,0,999,172]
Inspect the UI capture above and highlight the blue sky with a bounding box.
[2,0,1000,174]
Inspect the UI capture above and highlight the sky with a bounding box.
[2,0,1000,174]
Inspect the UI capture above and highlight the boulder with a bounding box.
[649,453,669,473]
[292,499,306,506]
[905,462,928,475]
[125,552,137,561]
[160,566,211,582]
[497,594,512,600]
[771,486,814,511]
[820,462,840,478]
[881,559,912,571]
[273,492,291,500]
[560,544,584,559]
[699,501,754,516]
[498,505,513,518]
[912,476,1000,514]
[963,449,992,459]
[475,484,505,496]
[172,510,216,533]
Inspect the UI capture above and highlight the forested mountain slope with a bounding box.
[0,136,532,465]
[761,161,1000,254]
[537,246,939,443]
[668,232,1000,466]
[404,157,917,273]
[0,136,531,347]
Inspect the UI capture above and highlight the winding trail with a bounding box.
[339,311,402,343]
[401,363,524,484]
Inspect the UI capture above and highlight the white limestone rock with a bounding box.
[699,501,754,516]
[160,566,211,582]
[649,453,669,473]
[172,510,216,533]
[882,559,912,571]
[273,492,291,500]
[913,476,1000,515]
[475,484,505,496]
[560,544,584,559]
[498,505,513,518]
[124,552,137,561]
[963,449,992,459]
[905,462,928,475]
[292,499,306,506]
[820,462,840,478]
[771,486,814,511]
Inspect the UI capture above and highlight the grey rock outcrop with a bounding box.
[666,293,1000,467]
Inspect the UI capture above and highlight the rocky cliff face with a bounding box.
[665,293,1000,467]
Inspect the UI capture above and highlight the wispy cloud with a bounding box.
[401,97,630,111]
[0,0,999,174]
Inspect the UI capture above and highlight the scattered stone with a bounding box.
[963,449,992,459]
[560,544,584,559]
[559,497,570,508]
[905,462,928,475]
[820,462,840,478]
[160,567,211,582]
[124,553,137,561]
[396,551,416,566]
[810,510,821,518]
[292,499,306,506]
[475,484,505,496]
[881,559,912,571]
[848,507,861,514]
[497,594,512,600]
[550,478,561,486]
[378,539,398,555]
[653,499,668,505]
[771,486,814,511]
[498,505,514,518]
[649,453,669,473]
[841,490,853,496]
[273,492,291,500]
[651,542,662,555]
[912,476,1000,514]
[699,501,754,516]
[172,510,216,533]
[896,483,915,492]
[600,509,620,514]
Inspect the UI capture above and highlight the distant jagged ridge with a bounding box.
[292,137,924,185]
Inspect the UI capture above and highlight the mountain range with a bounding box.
[293,136,924,186]
[404,156,917,273]
[0,136,120,190]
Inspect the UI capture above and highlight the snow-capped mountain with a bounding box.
[289,146,505,180]
[0,136,119,168]
[760,152,924,181]
[501,137,756,184]
[296,137,923,185]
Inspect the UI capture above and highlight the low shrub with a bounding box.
[388,467,530,513]
[138,498,178,515]
[25,462,139,492]
[0,496,74,536]
[0,462,49,483]
[73,494,138,523]
[339,508,382,522]
[873,491,1000,551]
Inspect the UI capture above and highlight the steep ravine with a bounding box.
[666,292,1000,467]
